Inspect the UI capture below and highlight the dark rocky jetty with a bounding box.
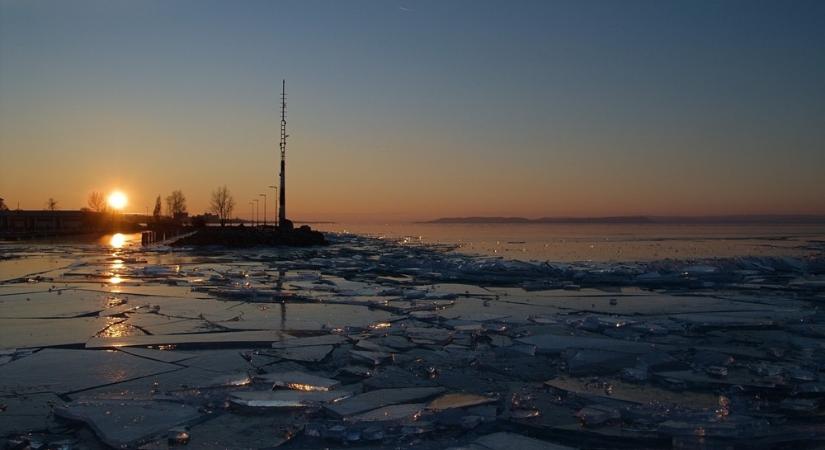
[171,223,326,247]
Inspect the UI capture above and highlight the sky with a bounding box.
[1,0,824,222]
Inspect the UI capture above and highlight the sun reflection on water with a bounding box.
[110,233,126,249]
[98,318,133,338]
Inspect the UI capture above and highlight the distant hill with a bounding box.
[423,215,825,224]
[427,216,533,224]
[649,215,825,224]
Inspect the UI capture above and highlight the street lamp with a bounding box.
[268,185,278,228]
[249,201,255,227]
[253,199,260,227]
[259,193,267,227]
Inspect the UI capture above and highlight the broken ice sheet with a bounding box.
[653,369,777,388]
[98,300,151,318]
[229,389,352,408]
[362,366,438,389]
[54,400,204,448]
[471,432,574,450]
[268,345,334,363]
[225,302,398,330]
[427,393,497,411]
[564,349,638,376]
[255,371,340,391]
[69,366,237,400]
[170,349,254,374]
[153,412,303,449]
[375,335,416,350]
[544,376,717,409]
[199,372,253,389]
[123,314,215,335]
[493,289,777,316]
[270,334,348,348]
[345,403,425,423]
[0,289,114,319]
[671,312,794,330]
[574,404,621,427]
[77,283,213,299]
[326,387,446,417]
[0,349,180,395]
[214,317,326,332]
[517,333,663,354]
[116,347,197,364]
[85,329,292,349]
[0,393,63,437]
[112,295,245,321]
[0,255,74,282]
[0,317,110,349]
[353,339,394,355]
[428,283,496,297]
[349,349,393,365]
[404,326,453,344]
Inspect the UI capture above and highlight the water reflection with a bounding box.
[98,318,132,338]
[100,233,140,286]
[110,233,126,249]
[277,269,286,330]
[96,317,143,338]
[101,232,140,250]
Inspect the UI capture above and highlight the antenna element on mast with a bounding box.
[278,79,288,227]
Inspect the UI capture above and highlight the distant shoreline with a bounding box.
[421,215,825,225]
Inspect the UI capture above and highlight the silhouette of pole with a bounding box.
[249,201,254,226]
[259,193,267,227]
[278,79,287,227]
[268,185,278,227]
[253,199,259,227]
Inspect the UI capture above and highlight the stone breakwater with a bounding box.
[170,225,326,247]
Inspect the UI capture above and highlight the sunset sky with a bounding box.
[1,1,824,222]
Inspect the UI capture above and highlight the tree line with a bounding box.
[1,187,236,226]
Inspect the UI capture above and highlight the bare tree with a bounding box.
[165,190,187,217]
[152,195,162,221]
[87,191,106,212]
[46,198,58,211]
[209,185,235,226]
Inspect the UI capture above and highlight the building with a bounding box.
[0,210,105,237]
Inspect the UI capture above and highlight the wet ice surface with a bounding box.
[0,232,824,449]
[314,222,825,262]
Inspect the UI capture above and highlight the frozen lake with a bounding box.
[314,222,825,262]
[0,229,824,448]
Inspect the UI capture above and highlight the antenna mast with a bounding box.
[278,79,287,227]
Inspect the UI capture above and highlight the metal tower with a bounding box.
[278,79,287,227]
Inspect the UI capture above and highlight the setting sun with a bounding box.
[107,191,127,210]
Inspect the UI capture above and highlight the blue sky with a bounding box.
[1,0,824,220]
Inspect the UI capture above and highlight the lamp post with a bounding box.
[249,201,255,227]
[253,199,259,228]
[268,185,278,228]
[259,193,267,227]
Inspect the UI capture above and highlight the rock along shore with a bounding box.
[170,225,326,247]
